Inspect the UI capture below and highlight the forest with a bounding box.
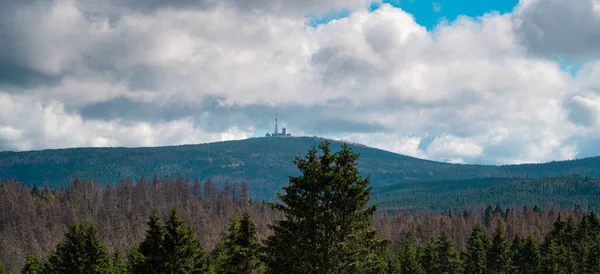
[1,141,599,273]
[3,137,600,202]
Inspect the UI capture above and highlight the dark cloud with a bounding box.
[80,96,388,135]
[0,62,62,89]
[566,96,598,127]
[311,47,379,86]
[515,0,600,60]
[99,0,367,17]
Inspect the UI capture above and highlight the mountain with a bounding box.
[1,136,600,207]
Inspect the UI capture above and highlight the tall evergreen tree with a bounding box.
[540,240,573,274]
[109,250,127,274]
[420,240,439,274]
[513,235,540,274]
[436,232,463,274]
[130,210,165,273]
[130,208,207,273]
[486,220,512,273]
[587,234,600,273]
[163,206,205,273]
[21,255,44,274]
[46,222,111,273]
[542,217,578,273]
[464,224,489,274]
[218,212,264,274]
[398,233,424,274]
[264,141,389,274]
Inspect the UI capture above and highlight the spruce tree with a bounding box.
[21,255,44,274]
[587,234,600,273]
[110,250,127,274]
[540,240,572,274]
[513,235,540,274]
[464,224,488,274]
[264,141,389,273]
[218,212,264,274]
[420,239,439,274]
[130,210,165,273]
[436,232,463,274]
[398,233,424,274]
[486,220,512,273]
[163,206,205,273]
[46,222,111,273]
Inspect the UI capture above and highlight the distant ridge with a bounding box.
[1,136,600,202]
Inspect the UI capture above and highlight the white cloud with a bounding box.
[0,0,599,164]
[426,135,483,160]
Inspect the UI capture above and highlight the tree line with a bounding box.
[1,141,599,273]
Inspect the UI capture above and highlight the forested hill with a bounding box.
[1,136,600,199]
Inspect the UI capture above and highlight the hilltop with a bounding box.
[2,136,600,203]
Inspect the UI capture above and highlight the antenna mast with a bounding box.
[275,108,279,135]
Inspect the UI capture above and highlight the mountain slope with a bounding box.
[1,136,600,200]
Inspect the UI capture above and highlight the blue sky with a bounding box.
[309,0,520,30]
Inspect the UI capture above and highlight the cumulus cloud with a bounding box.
[514,0,600,60]
[0,0,599,164]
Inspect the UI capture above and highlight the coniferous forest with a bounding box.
[1,141,600,273]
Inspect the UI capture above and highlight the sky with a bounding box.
[1,0,600,165]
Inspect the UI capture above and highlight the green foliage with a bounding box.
[130,210,165,273]
[513,235,541,274]
[464,224,489,274]
[419,239,439,273]
[264,141,389,274]
[109,250,127,274]
[540,240,576,274]
[46,222,110,273]
[4,136,600,208]
[486,220,512,273]
[374,175,600,212]
[21,255,44,274]
[398,233,424,274]
[436,233,463,274]
[217,212,264,274]
[163,207,205,272]
[588,234,600,273]
[130,207,206,273]
[0,261,5,274]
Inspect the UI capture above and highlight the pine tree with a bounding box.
[21,255,44,274]
[436,232,463,274]
[46,222,111,273]
[587,234,600,273]
[109,250,127,274]
[486,219,512,273]
[540,240,572,274]
[163,206,205,273]
[398,233,424,274]
[464,224,489,274]
[218,212,264,274]
[483,205,493,228]
[264,141,389,274]
[542,217,578,272]
[130,210,165,273]
[420,239,439,274]
[513,235,540,274]
[130,207,207,273]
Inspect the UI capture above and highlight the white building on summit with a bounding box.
[265,109,291,137]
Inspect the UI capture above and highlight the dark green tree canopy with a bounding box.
[218,212,264,274]
[264,141,389,273]
[46,222,110,273]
